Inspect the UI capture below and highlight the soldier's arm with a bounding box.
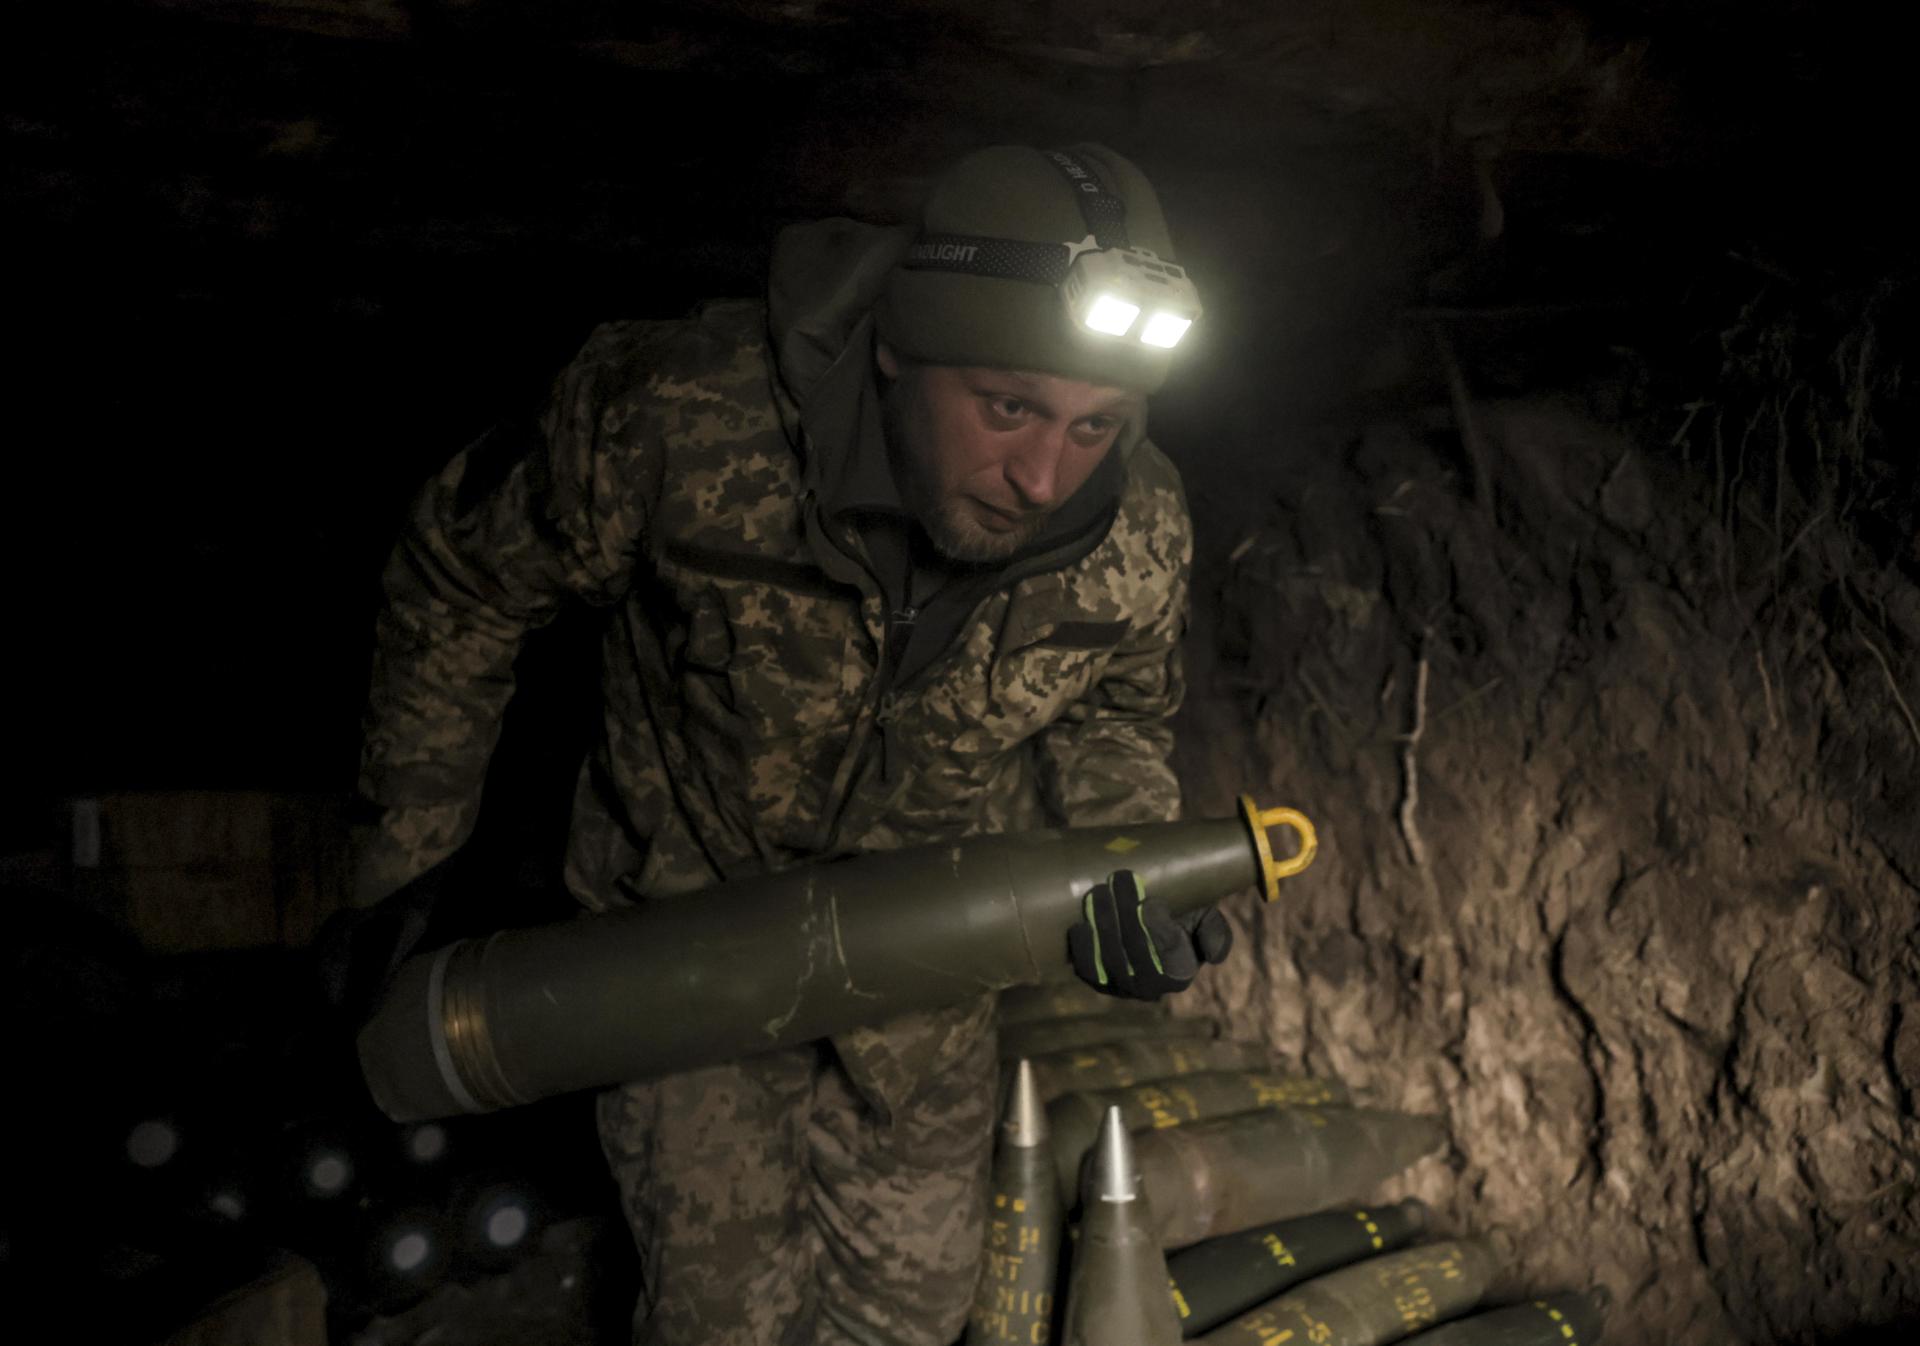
[353,324,663,905]
[1034,458,1194,829]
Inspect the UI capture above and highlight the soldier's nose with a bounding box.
[1005,433,1065,509]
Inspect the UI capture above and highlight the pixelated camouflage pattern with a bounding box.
[358,298,1192,1342]
[599,998,997,1346]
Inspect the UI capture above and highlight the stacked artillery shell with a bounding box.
[1193,1237,1497,1346]
[1061,1107,1183,1346]
[1048,1069,1351,1204]
[1135,1107,1447,1248]
[999,1011,1219,1061]
[966,1061,1064,1346]
[1397,1291,1610,1346]
[997,979,1168,1025]
[1166,1200,1430,1337]
[1028,1038,1277,1102]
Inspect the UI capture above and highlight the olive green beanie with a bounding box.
[875,143,1187,394]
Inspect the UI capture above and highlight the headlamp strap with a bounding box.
[899,235,1072,285]
[899,148,1133,286]
[1040,149,1130,251]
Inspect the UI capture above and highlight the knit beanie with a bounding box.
[875,144,1190,394]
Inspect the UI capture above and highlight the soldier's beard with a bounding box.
[882,381,1049,565]
[914,493,1047,564]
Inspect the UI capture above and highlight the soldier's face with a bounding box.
[878,346,1142,564]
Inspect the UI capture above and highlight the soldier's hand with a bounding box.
[313,856,448,1020]
[1067,870,1233,1000]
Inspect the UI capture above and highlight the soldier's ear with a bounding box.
[875,342,901,380]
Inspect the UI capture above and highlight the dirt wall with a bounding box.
[1176,384,1920,1344]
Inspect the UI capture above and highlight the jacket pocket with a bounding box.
[666,542,866,742]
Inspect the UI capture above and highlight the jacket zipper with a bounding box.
[880,596,919,782]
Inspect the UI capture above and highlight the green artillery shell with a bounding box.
[968,1061,1064,1346]
[1167,1201,1429,1337]
[1062,1107,1183,1346]
[1028,1039,1278,1103]
[1135,1107,1447,1248]
[1000,1012,1219,1061]
[998,980,1171,1026]
[1049,1070,1352,1206]
[1396,1291,1610,1346]
[359,802,1307,1121]
[1193,1238,1497,1346]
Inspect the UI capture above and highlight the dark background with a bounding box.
[12,0,1913,804]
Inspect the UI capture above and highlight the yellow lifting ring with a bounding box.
[1238,795,1319,901]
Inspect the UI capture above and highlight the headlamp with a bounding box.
[897,147,1204,360]
[1061,241,1202,350]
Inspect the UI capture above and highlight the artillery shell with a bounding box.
[1194,1238,1497,1346]
[1061,1107,1183,1346]
[1028,1039,1278,1103]
[360,802,1309,1122]
[1049,1069,1351,1205]
[967,1061,1064,1346]
[1396,1291,1610,1346]
[997,980,1170,1026]
[1167,1200,1429,1337]
[1000,1012,1218,1062]
[1135,1107,1447,1248]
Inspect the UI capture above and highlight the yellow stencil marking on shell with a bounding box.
[1105,836,1141,854]
[1356,1211,1384,1249]
[1238,796,1319,900]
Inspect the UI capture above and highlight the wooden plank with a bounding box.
[68,792,350,952]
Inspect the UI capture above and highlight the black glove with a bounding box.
[313,855,451,1021]
[1067,870,1233,1000]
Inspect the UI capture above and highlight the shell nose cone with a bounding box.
[1090,1105,1139,1203]
[1003,1059,1049,1149]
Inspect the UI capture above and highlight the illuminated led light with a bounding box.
[407,1124,447,1163]
[485,1203,530,1248]
[127,1119,178,1168]
[308,1153,351,1195]
[390,1231,432,1272]
[1082,294,1140,336]
[1139,312,1193,349]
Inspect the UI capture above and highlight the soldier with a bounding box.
[347,144,1230,1344]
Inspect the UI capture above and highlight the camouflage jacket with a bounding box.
[357,220,1193,1115]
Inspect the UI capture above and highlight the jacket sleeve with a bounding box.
[1032,455,1193,829]
[353,324,664,905]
